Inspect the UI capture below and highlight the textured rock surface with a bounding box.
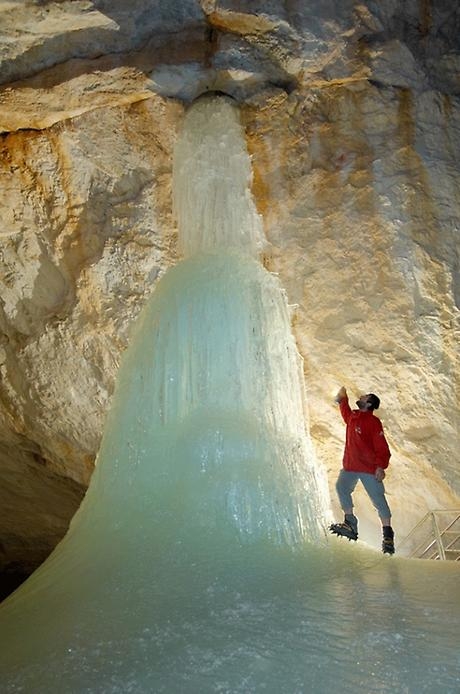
[0,0,459,572]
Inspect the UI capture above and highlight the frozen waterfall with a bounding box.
[0,95,459,694]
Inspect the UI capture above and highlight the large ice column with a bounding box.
[92,94,331,548]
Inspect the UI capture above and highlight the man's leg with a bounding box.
[330,470,359,540]
[360,474,395,554]
[335,469,359,515]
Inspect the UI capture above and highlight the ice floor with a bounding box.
[0,538,459,693]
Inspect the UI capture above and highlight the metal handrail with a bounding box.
[431,513,446,560]
[397,513,432,550]
[398,510,460,561]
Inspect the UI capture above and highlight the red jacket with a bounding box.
[339,397,391,473]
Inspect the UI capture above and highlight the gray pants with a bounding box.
[336,469,391,521]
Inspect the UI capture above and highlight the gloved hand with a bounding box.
[335,386,347,403]
[375,467,386,482]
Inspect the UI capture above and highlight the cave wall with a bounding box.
[0,0,459,571]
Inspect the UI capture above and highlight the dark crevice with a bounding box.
[0,570,30,604]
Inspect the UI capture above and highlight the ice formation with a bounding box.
[0,95,459,694]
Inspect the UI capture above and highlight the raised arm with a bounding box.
[335,386,352,424]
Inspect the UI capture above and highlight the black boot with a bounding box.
[330,514,358,541]
[382,526,395,555]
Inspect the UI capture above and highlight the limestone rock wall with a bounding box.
[0,0,459,570]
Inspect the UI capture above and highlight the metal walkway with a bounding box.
[399,509,460,560]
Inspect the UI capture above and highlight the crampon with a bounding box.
[382,527,395,555]
[329,521,358,542]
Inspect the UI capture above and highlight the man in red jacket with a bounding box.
[330,386,395,554]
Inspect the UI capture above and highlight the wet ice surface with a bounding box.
[2,543,460,693]
[1,95,459,693]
